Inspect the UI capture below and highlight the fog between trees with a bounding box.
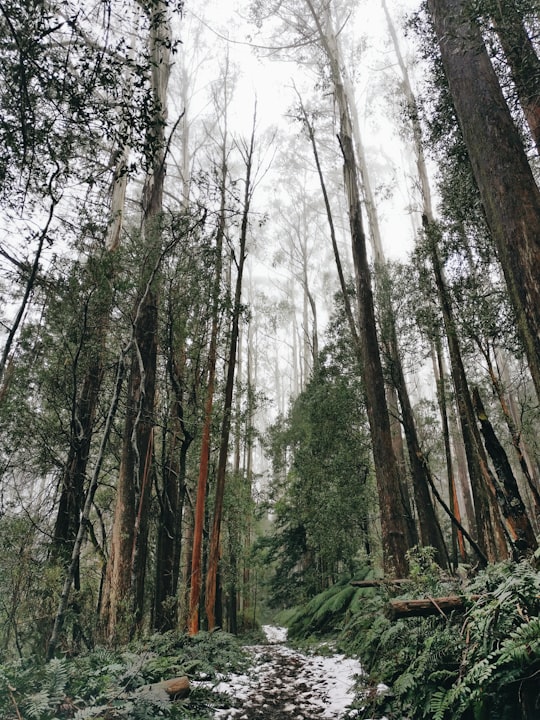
[0,0,540,656]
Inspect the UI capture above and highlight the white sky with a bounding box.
[177,0,436,421]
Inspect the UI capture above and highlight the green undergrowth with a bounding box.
[285,566,377,643]
[0,630,249,720]
[282,552,540,719]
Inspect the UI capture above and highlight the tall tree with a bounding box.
[100,0,172,641]
[187,55,232,636]
[305,0,413,575]
[205,107,257,630]
[427,0,540,402]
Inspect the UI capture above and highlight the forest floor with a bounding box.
[206,626,369,719]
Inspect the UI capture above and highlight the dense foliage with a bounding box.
[261,307,375,606]
[0,630,249,720]
[1,4,540,720]
[281,554,540,720]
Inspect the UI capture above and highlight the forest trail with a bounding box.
[211,626,363,719]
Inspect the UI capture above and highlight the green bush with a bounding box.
[345,559,540,720]
[0,630,249,720]
[281,557,540,719]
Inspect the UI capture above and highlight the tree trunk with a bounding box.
[100,1,170,641]
[205,110,255,630]
[47,354,126,658]
[101,287,158,641]
[188,150,227,636]
[471,386,537,558]
[153,330,192,631]
[387,595,481,620]
[490,0,540,152]
[388,326,449,567]
[305,0,413,576]
[425,222,508,563]
[427,0,540,402]
[52,342,106,569]
[431,341,467,565]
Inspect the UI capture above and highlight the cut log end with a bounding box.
[163,676,190,699]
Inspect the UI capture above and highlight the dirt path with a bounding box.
[212,626,363,720]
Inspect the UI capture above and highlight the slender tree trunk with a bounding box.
[205,111,255,629]
[388,325,449,567]
[188,157,227,636]
[431,341,467,565]
[305,0,413,575]
[299,101,416,552]
[153,321,193,630]
[324,29,418,549]
[52,343,106,567]
[427,0,540,401]
[342,122,412,576]
[51,258,115,577]
[102,287,158,640]
[47,354,126,658]
[425,222,508,563]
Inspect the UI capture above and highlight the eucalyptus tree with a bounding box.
[385,0,540,561]
[319,14,449,565]
[187,51,235,636]
[152,217,216,632]
[205,105,262,631]
[100,0,174,642]
[426,0,540,404]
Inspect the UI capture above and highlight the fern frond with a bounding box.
[22,689,51,719]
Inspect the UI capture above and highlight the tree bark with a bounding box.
[387,595,481,619]
[427,0,540,402]
[490,0,540,153]
[472,386,537,558]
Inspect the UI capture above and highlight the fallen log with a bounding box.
[350,579,411,588]
[387,595,481,620]
[136,676,190,702]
